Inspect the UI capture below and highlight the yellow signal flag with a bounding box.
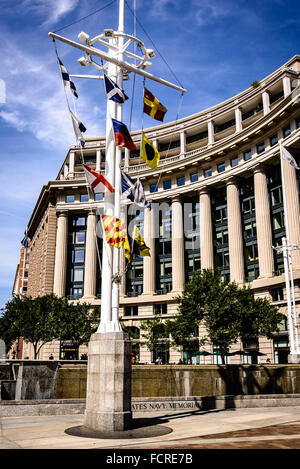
[132,226,150,257]
[124,235,132,263]
[140,134,160,170]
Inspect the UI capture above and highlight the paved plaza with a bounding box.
[1,406,300,450]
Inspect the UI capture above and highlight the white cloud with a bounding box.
[0,28,106,149]
[21,0,80,26]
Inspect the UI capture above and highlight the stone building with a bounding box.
[22,56,300,364]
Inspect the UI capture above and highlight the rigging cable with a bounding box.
[124,0,184,89]
[53,0,117,33]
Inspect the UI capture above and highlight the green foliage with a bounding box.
[121,324,140,340]
[168,269,282,364]
[0,294,100,358]
[251,80,261,88]
[140,312,169,353]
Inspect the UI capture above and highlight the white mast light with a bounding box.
[141,61,152,70]
[77,57,89,66]
[146,49,156,59]
[78,31,90,44]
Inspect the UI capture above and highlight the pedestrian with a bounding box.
[49,354,54,360]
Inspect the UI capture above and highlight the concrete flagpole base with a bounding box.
[84,331,132,432]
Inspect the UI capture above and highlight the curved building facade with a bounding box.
[23,56,300,363]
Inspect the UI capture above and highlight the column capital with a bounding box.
[170,194,182,203]
[85,208,97,216]
[56,210,68,218]
[252,162,268,174]
[199,185,211,196]
[225,176,239,187]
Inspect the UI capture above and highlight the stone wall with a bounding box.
[53,364,300,399]
[27,200,57,298]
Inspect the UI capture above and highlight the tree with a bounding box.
[167,269,282,364]
[140,312,169,360]
[0,294,100,359]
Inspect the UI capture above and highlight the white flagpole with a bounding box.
[97,45,118,332]
[111,0,125,331]
[280,142,296,354]
[49,0,187,335]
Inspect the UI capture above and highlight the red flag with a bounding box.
[83,164,115,193]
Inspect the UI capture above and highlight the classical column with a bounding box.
[180,130,186,155]
[262,90,270,115]
[69,151,75,178]
[199,188,214,269]
[253,165,274,278]
[283,158,300,269]
[83,210,97,299]
[64,164,68,179]
[143,206,156,295]
[226,178,245,283]
[283,74,291,98]
[53,211,68,297]
[235,107,242,133]
[207,119,214,146]
[171,196,185,292]
[96,149,101,172]
[124,148,130,169]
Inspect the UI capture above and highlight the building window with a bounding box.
[177,176,185,186]
[73,247,85,263]
[271,287,284,302]
[272,212,284,231]
[243,149,252,161]
[213,345,229,364]
[72,267,84,282]
[245,244,258,263]
[244,221,256,240]
[24,271,28,277]
[296,118,300,129]
[125,306,138,316]
[25,254,30,260]
[154,304,168,315]
[73,231,85,244]
[217,162,225,173]
[95,193,103,201]
[190,172,198,183]
[156,206,172,294]
[270,134,278,147]
[257,142,265,154]
[66,214,87,300]
[25,263,29,269]
[72,216,86,226]
[150,183,158,193]
[126,261,143,297]
[184,196,200,280]
[212,189,229,281]
[80,194,89,202]
[163,179,172,190]
[283,125,291,137]
[230,156,239,167]
[204,167,212,178]
[65,195,75,203]
[273,335,289,364]
[243,338,259,364]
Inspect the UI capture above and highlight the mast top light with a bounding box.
[78,32,90,44]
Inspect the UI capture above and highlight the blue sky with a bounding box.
[0,0,299,309]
